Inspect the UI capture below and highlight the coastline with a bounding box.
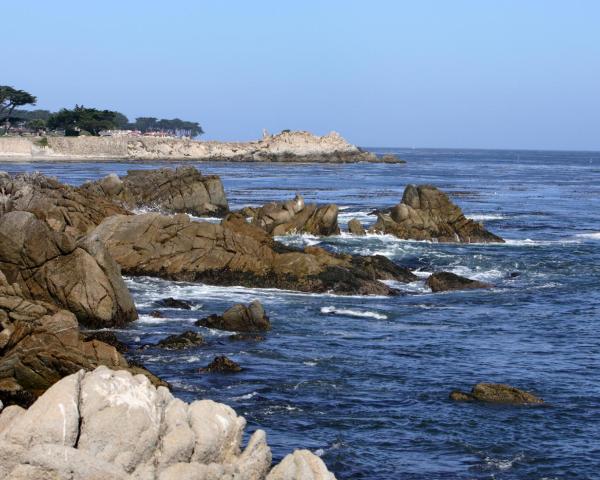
[0,131,402,163]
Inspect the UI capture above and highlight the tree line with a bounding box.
[0,85,203,137]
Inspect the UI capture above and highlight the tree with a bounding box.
[0,86,37,133]
[113,111,129,129]
[47,105,118,136]
[27,118,46,133]
[133,117,158,132]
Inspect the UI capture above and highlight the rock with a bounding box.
[371,184,504,243]
[150,309,164,318]
[380,153,406,164]
[0,271,163,407]
[0,171,128,236]
[267,450,337,480]
[248,194,340,236]
[0,211,137,327]
[155,298,192,310]
[347,218,366,236]
[80,166,229,216]
[0,366,325,479]
[82,331,129,353]
[89,212,415,296]
[425,271,492,292]
[450,383,544,405]
[200,356,242,373]
[155,331,204,350]
[196,300,271,332]
[228,333,266,342]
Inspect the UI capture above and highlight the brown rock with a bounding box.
[0,271,164,407]
[90,212,415,296]
[450,383,543,405]
[196,300,271,332]
[426,271,492,292]
[154,298,192,310]
[80,166,228,216]
[347,218,366,236]
[199,356,242,373]
[0,211,137,328]
[0,171,128,236]
[250,194,340,236]
[371,184,504,243]
[82,331,128,353]
[155,331,204,350]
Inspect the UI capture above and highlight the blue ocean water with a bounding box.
[2,148,600,479]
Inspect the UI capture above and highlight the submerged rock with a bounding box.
[0,171,128,236]
[0,272,163,408]
[371,184,504,243]
[249,193,340,236]
[0,211,137,328]
[425,272,492,292]
[155,297,193,310]
[347,218,366,236]
[149,309,164,318]
[196,300,271,332]
[380,153,406,164]
[228,333,266,342]
[200,356,243,373]
[155,331,204,350]
[80,166,229,217]
[450,383,544,405]
[89,212,415,296]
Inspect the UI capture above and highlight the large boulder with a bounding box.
[80,166,229,216]
[88,212,416,296]
[0,367,335,479]
[425,272,492,292]
[371,184,504,243]
[0,171,128,237]
[450,383,544,405]
[347,218,366,236]
[0,272,162,408]
[250,194,340,236]
[196,300,271,332]
[0,211,137,327]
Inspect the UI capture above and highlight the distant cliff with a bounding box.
[0,131,399,163]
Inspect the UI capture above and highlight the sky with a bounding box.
[4,0,600,150]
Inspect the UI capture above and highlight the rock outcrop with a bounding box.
[425,272,492,292]
[196,300,271,332]
[88,212,416,296]
[0,130,384,165]
[347,218,366,236]
[450,383,544,405]
[0,171,128,237]
[80,166,228,216]
[200,356,243,373]
[0,211,137,328]
[371,184,504,243]
[0,367,336,479]
[154,331,205,350]
[248,194,340,236]
[0,272,162,407]
[155,298,193,310]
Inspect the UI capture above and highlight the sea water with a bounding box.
[2,148,599,479]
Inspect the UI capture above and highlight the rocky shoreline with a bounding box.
[0,130,403,163]
[0,165,515,479]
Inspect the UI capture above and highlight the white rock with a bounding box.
[189,399,245,464]
[78,367,162,472]
[0,369,83,448]
[267,450,337,480]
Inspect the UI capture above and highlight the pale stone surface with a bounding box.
[267,450,337,480]
[0,367,336,479]
[0,131,385,163]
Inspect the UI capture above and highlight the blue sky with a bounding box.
[4,1,599,149]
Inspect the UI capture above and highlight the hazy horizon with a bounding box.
[5,1,600,150]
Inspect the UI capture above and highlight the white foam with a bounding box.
[575,232,600,240]
[466,213,506,221]
[320,306,388,320]
[189,215,221,224]
[231,391,258,401]
[136,314,197,325]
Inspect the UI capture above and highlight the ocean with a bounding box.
[2,148,599,479]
